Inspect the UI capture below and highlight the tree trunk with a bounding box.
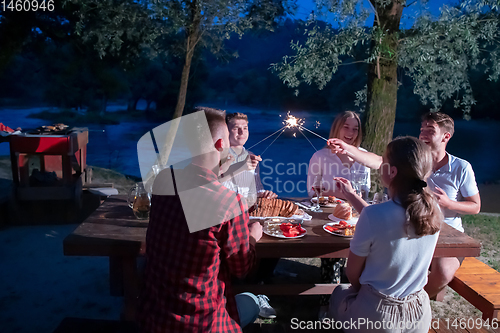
[159,2,202,168]
[363,0,403,192]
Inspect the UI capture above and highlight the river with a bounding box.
[1,105,499,197]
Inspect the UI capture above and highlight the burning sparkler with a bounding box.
[247,111,328,155]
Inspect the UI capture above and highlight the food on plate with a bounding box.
[333,203,353,220]
[328,196,336,203]
[265,222,306,238]
[280,222,306,237]
[317,196,328,204]
[324,221,356,236]
[250,198,299,218]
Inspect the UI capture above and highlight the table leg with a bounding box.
[109,256,124,296]
[121,256,140,322]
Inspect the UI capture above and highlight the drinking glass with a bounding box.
[128,182,151,219]
[373,192,389,204]
[351,169,369,198]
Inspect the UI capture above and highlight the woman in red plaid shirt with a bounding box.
[139,107,263,333]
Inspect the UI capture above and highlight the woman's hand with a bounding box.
[333,177,356,196]
[327,138,354,157]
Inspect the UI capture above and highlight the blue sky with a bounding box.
[293,0,460,27]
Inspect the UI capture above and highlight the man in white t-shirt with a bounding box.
[221,112,277,204]
[419,112,481,299]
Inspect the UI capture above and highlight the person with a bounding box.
[221,112,277,319]
[221,112,277,206]
[138,107,263,332]
[419,112,481,299]
[329,136,443,333]
[306,111,378,317]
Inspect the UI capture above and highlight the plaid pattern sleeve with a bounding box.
[139,164,255,333]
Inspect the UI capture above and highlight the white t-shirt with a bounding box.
[221,147,264,206]
[428,153,479,233]
[307,147,371,197]
[350,200,440,298]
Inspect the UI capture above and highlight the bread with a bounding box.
[333,203,352,220]
[250,198,300,217]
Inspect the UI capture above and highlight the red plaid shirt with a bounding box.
[139,163,256,333]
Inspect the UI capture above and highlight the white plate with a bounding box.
[310,197,345,207]
[327,214,359,225]
[249,211,312,221]
[323,222,354,238]
[263,223,307,239]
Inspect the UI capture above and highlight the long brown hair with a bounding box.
[386,136,442,236]
[328,111,362,148]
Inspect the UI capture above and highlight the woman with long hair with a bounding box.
[329,136,442,332]
[306,111,381,317]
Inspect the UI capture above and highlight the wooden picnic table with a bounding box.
[63,195,481,321]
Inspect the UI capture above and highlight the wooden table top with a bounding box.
[63,196,481,259]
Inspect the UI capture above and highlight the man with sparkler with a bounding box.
[221,112,278,319]
[222,112,277,205]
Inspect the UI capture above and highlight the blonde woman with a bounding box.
[329,137,442,332]
[306,111,380,317]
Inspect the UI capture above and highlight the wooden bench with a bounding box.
[448,257,500,321]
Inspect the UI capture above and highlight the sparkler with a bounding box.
[283,111,328,142]
[247,111,329,155]
[298,125,328,142]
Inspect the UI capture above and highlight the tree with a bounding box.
[274,0,500,174]
[150,0,295,120]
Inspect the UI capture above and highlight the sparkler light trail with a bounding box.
[247,126,286,151]
[298,125,329,142]
[297,127,318,152]
[259,128,286,156]
[246,111,328,155]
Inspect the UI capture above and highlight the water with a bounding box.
[1,106,499,197]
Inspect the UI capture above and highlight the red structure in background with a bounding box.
[9,128,89,207]
[0,123,15,133]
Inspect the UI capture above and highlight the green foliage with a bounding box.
[274,0,500,119]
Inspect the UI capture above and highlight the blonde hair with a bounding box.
[328,111,362,147]
[386,136,442,236]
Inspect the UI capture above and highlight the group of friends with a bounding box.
[138,107,480,333]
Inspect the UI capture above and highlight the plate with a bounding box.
[263,222,307,239]
[327,214,359,225]
[323,222,354,238]
[249,210,312,221]
[310,196,345,207]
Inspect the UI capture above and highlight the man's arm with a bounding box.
[434,189,481,215]
[346,251,366,291]
[219,154,261,183]
[221,198,261,278]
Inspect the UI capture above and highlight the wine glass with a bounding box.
[311,177,324,212]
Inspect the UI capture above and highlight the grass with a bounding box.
[463,214,500,271]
